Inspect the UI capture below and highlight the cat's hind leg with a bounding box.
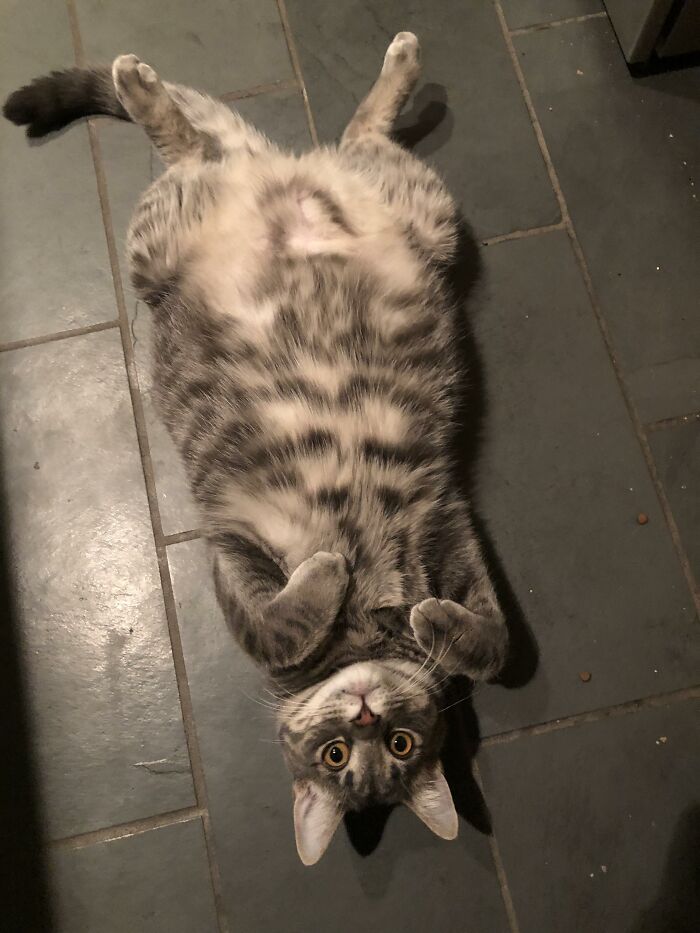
[113,54,222,163]
[339,34,457,262]
[342,32,421,143]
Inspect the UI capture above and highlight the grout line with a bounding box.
[65,2,228,929]
[482,685,700,748]
[53,806,204,851]
[494,0,700,615]
[0,320,119,353]
[645,410,700,432]
[275,0,318,146]
[509,11,608,36]
[473,763,521,933]
[163,528,205,546]
[481,221,564,247]
[220,76,299,103]
[88,116,231,933]
[494,2,575,231]
[155,545,229,931]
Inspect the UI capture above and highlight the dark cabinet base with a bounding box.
[605,0,700,62]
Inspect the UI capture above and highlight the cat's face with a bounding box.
[278,660,457,864]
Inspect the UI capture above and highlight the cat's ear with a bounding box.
[293,780,344,866]
[406,767,458,840]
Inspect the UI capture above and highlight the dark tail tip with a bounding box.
[3,83,44,131]
[3,66,128,139]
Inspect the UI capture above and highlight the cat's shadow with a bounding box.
[345,88,539,857]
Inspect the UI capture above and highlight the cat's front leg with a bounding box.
[215,543,349,675]
[264,551,350,669]
[410,598,507,681]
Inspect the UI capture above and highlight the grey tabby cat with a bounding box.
[4,32,507,865]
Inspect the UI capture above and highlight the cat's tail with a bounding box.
[3,66,129,138]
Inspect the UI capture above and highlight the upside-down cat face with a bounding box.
[278,660,457,865]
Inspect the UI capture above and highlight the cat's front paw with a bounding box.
[410,598,483,676]
[295,551,348,588]
[287,551,349,617]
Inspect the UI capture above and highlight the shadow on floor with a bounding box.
[0,442,55,932]
[629,804,700,933]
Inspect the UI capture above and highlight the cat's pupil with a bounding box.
[393,735,407,753]
[329,745,343,763]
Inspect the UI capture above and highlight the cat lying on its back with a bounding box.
[4,32,507,865]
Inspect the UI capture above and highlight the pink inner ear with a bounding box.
[293,781,343,866]
[297,789,314,819]
[406,768,459,840]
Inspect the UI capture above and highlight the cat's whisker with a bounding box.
[237,689,290,713]
[437,694,471,715]
[403,626,435,690]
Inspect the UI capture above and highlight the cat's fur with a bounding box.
[4,34,507,865]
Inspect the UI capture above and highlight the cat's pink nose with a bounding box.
[354,701,378,727]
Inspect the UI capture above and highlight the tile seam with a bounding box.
[276,0,319,145]
[481,221,565,246]
[220,76,299,102]
[482,684,700,747]
[0,320,119,353]
[509,11,608,37]
[65,2,228,929]
[645,410,700,432]
[473,763,522,933]
[53,806,204,851]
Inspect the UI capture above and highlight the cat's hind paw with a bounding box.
[383,32,421,76]
[112,54,165,121]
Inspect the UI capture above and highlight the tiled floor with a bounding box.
[1,1,698,931]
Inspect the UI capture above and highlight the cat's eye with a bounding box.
[322,740,350,770]
[388,731,414,758]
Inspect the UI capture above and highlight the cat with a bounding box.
[4,32,508,865]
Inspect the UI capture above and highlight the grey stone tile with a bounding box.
[470,231,699,736]
[515,17,700,423]
[233,86,311,152]
[501,0,604,31]
[74,0,292,96]
[649,417,700,580]
[168,540,510,933]
[52,820,218,933]
[284,0,560,238]
[99,89,310,537]
[0,330,193,839]
[0,0,116,345]
[479,698,700,933]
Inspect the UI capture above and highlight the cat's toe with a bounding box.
[112,54,162,109]
[384,32,421,73]
[411,597,455,628]
[319,551,348,577]
[136,62,159,88]
[409,599,442,648]
[112,54,141,89]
